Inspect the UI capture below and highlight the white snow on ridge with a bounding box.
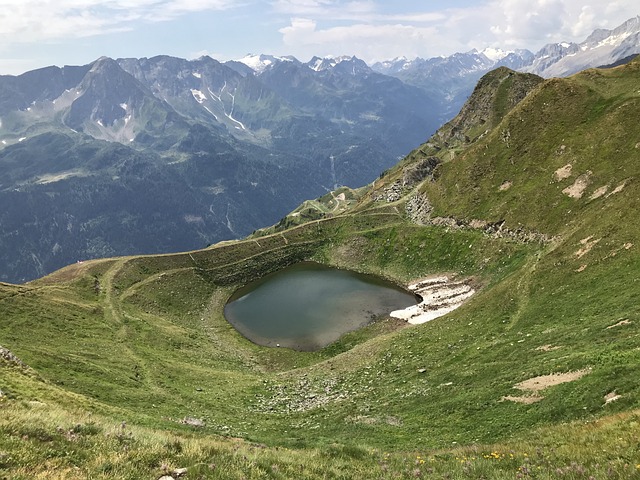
[119,103,128,111]
[310,55,353,71]
[481,47,511,61]
[238,54,294,73]
[191,89,207,104]
[192,72,202,79]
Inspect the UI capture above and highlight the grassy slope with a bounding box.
[2,60,640,478]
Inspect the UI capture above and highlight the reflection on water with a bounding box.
[224,262,417,351]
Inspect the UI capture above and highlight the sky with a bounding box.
[0,0,638,75]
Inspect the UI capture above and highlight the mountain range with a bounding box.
[1,52,639,478]
[0,16,638,282]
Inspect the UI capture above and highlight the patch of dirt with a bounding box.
[589,185,609,200]
[515,369,590,392]
[554,164,573,181]
[575,264,588,272]
[604,243,634,260]
[536,345,562,352]
[562,172,592,199]
[502,395,543,404]
[606,180,628,197]
[606,319,632,329]
[346,415,403,426]
[498,181,512,191]
[604,392,621,404]
[575,236,600,259]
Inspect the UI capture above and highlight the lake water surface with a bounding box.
[224,262,418,351]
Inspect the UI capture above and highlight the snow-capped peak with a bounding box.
[481,47,511,62]
[308,55,354,72]
[237,54,294,74]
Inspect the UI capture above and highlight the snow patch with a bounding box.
[191,89,207,104]
[18,137,26,142]
[238,54,293,74]
[391,277,475,325]
[119,103,128,111]
[192,72,202,79]
[203,106,218,120]
[481,47,511,61]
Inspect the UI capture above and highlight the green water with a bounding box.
[224,262,418,351]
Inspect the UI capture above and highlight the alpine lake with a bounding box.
[224,262,419,351]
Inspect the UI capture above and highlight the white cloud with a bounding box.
[483,0,640,49]
[0,0,237,44]
[279,18,445,62]
[273,0,376,19]
[276,0,640,63]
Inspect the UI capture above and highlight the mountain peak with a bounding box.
[306,55,370,74]
[237,54,297,74]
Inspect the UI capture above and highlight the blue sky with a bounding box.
[0,0,638,74]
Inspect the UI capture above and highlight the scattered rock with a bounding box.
[469,219,488,229]
[498,181,512,191]
[173,467,188,477]
[405,193,433,225]
[604,392,621,404]
[0,346,27,368]
[158,476,175,480]
[181,417,205,428]
[374,180,403,202]
[417,368,427,373]
[575,264,588,272]
[554,164,573,181]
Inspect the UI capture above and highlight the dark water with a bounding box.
[224,262,418,351]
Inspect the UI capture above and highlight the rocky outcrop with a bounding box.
[433,67,543,148]
[402,157,439,188]
[0,346,27,368]
[405,193,433,225]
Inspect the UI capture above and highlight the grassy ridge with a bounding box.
[1,60,640,477]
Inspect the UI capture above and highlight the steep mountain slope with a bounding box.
[1,59,639,478]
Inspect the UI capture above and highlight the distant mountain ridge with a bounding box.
[0,51,440,282]
[370,16,640,116]
[0,16,637,283]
